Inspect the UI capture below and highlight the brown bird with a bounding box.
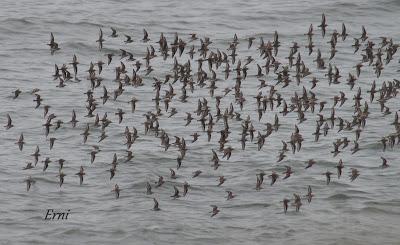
[349,168,360,182]
[58,159,65,170]
[192,170,202,178]
[380,157,389,168]
[57,171,66,187]
[153,198,160,211]
[109,166,116,180]
[169,168,177,179]
[5,114,13,129]
[269,171,279,186]
[33,93,42,108]
[336,159,344,178]
[25,176,35,191]
[217,176,226,186]
[124,34,133,43]
[112,184,120,199]
[360,26,368,41]
[90,148,99,164]
[142,29,150,42]
[23,162,34,170]
[305,159,316,169]
[47,32,60,54]
[96,28,105,50]
[42,157,51,172]
[16,133,24,151]
[282,166,293,180]
[282,198,290,214]
[171,186,180,199]
[49,137,56,150]
[183,181,190,197]
[115,108,125,124]
[146,182,153,195]
[70,110,78,127]
[13,89,22,99]
[210,205,220,217]
[351,141,360,154]
[155,176,165,187]
[31,146,40,166]
[305,186,314,203]
[110,27,118,38]
[75,166,85,185]
[226,191,236,200]
[293,194,302,212]
[248,37,255,49]
[331,142,341,157]
[323,171,333,185]
[318,13,328,37]
[129,97,138,112]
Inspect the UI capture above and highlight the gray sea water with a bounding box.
[1,0,400,244]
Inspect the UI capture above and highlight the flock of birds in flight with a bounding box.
[5,13,400,216]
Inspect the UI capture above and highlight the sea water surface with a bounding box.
[0,0,400,244]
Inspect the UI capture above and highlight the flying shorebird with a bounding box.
[210,205,220,217]
[380,157,389,168]
[171,186,180,199]
[4,114,13,129]
[112,184,120,199]
[96,28,105,50]
[349,168,360,182]
[323,171,333,185]
[25,176,35,191]
[282,198,290,214]
[57,172,66,187]
[305,186,314,203]
[16,133,24,151]
[226,191,235,200]
[153,198,160,211]
[75,166,85,185]
[110,27,118,37]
